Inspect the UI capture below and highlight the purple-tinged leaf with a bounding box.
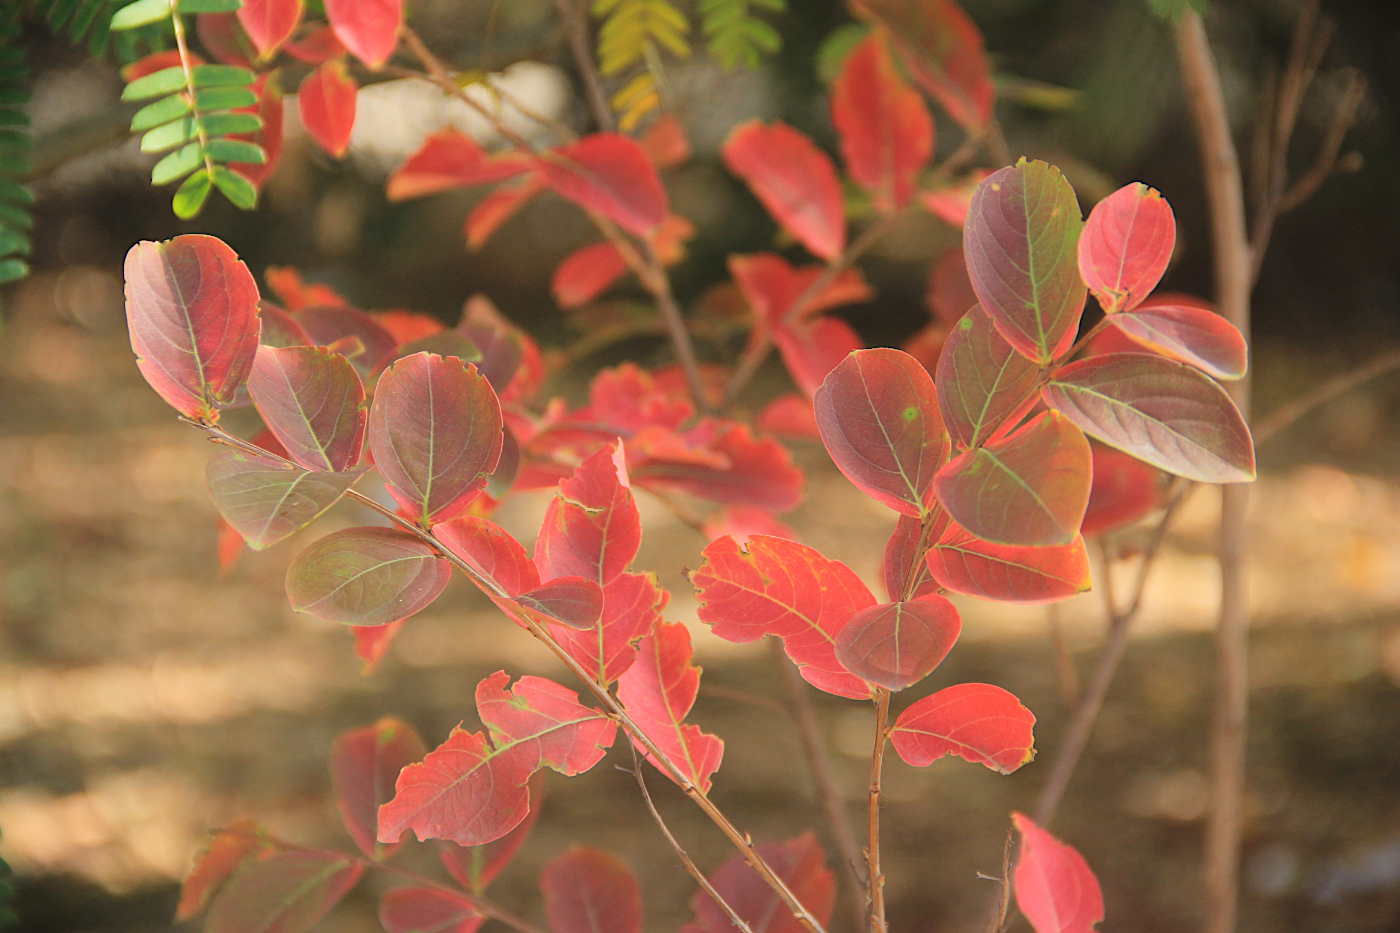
[1043,353,1254,483]
[1109,299,1247,380]
[258,301,311,348]
[834,595,961,691]
[934,410,1091,546]
[380,887,483,933]
[207,451,364,550]
[541,848,643,933]
[682,834,835,933]
[286,526,451,626]
[882,512,941,601]
[511,577,605,632]
[890,683,1035,773]
[1078,182,1175,314]
[295,304,397,373]
[248,345,366,472]
[964,160,1086,364]
[178,822,271,921]
[205,851,362,933]
[331,717,427,859]
[936,303,1043,449]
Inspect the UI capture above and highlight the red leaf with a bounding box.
[389,129,534,201]
[882,512,941,601]
[380,887,483,933]
[927,248,977,327]
[757,393,821,440]
[729,253,871,328]
[834,595,961,691]
[927,520,1090,603]
[936,304,1042,450]
[237,0,303,59]
[353,618,404,674]
[439,774,544,893]
[266,266,347,311]
[325,0,402,70]
[216,515,245,575]
[832,30,934,212]
[205,850,363,933]
[919,169,990,227]
[377,310,444,343]
[299,60,357,158]
[1042,353,1254,483]
[539,134,668,237]
[632,420,806,513]
[702,506,795,546]
[232,74,284,189]
[436,515,539,597]
[124,235,262,422]
[248,345,366,472]
[589,364,692,433]
[332,717,427,858]
[511,576,605,631]
[858,0,994,131]
[1109,298,1248,381]
[553,241,629,308]
[617,619,724,793]
[964,160,1086,364]
[196,13,254,67]
[551,571,662,686]
[1081,444,1163,537]
[466,175,547,249]
[541,848,643,933]
[284,25,347,64]
[639,113,690,168]
[776,315,866,398]
[378,672,617,846]
[1078,182,1175,314]
[369,352,504,524]
[178,822,269,921]
[721,120,845,261]
[935,410,1090,547]
[815,348,949,516]
[535,444,641,585]
[258,301,308,348]
[1012,813,1105,933]
[682,835,835,933]
[890,683,1035,773]
[206,452,364,550]
[693,535,874,699]
[296,304,397,373]
[286,526,451,626]
[122,49,200,82]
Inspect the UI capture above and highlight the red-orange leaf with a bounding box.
[465,175,546,249]
[296,304,397,374]
[553,241,629,308]
[380,887,483,933]
[299,60,357,158]
[388,129,534,201]
[124,235,261,422]
[777,314,865,398]
[682,835,835,933]
[378,672,617,847]
[882,512,941,601]
[551,571,662,685]
[541,848,643,933]
[248,345,366,472]
[439,774,543,893]
[927,248,977,327]
[693,535,874,699]
[535,444,641,586]
[332,717,427,859]
[325,0,401,70]
[934,410,1091,547]
[936,304,1042,450]
[1078,182,1175,314]
[729,253,872,328]
[231,73,284,190]
[757,393,821,440]
[1081,444,1163,537]
[631,420,806,513]
[617,619,724,792]
[353,618,404,674]
[237,0,303,59]
[205,850,362,933]
[284,25,346,64]
[890,683,1035,773]
[177,822,270,921]
[368,352,504,525]
[640,113,691,168]
[815,348,948,516]
[832,30,933,213]
[834,595,961,691]
[436,515,539,597]
[286,526,451,626]
[1109,298,1247,380]
[722,120,846,261]
[539,134,668,237]
[857,0,994,131]
[1012,813,1105,933]
[927,519,1090,603]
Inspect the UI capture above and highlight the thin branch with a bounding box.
[623,743,756,933]
[866,689,891,933]
[1044,602,1079,709]
[1274,72,1365,215]
[1254,345,1400,445]
[552,0,616,132]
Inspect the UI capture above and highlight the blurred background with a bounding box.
[2,0,1400,930]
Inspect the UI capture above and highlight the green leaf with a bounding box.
[0,203,33,229]
[207,452,363,549]
[172,167,212,218]
[194,85,257,110]
[131,93,191,131]
[177,0,243,11]
[0,258,29,284]
[0,111,29,128]
[152,141,201,184]
[1146,0,1207,23]
[122,64,185,100]
[0,228,31,257]
[66,0,104,44]
[212,165,257,210]
[111,0,174,31]
[0,89,28,107]
[141,115,198,152]
[0,181,33,205]
[200,112,262,136]
[207,138,266,164]
[190,63,255,88]
[45,0,84,29]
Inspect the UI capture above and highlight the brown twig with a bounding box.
[866,688,892,933]
[552,0,616,132]
[1044,602,1080,709]
[1274,72,1365,215]
[1253,345,1400,445]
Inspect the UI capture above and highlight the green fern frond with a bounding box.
[592,0,690,130]
[699,0,785,71]
[33,0,170,61]
[114,0,262,218]
[0,10,33,296]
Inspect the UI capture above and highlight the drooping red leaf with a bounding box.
[378,672,617,847]
[377,310,444,343]
[815,348,949,516]
[553,241,629,308]
[206,452,364,550]
[832,29,934,213]
[510,576,605,631]
[1012,813,1105,933]
[436,515,539,597]
[298,60,357,158]
[353,618,404,674]
[693,535,874,699]
[238,0,303,59]
[936,304,1043,450]
[639,113,691,168]
[729,253,872,328]
[284,25,347,64]
[332,717,427,859]
[465,175,548,250]
[247,345,366,472]
[205,850,363,933]
[1042,353,1255,483]
[177,822,270,921]
[890,683,1035,773]
[682,834,835,933]
[617,619,724,793]
[632,420,806,513]
[295,304,397,373]
[380,887,483,933]
[286,526,452,626]
[757,393,821,440]
[927,519,1090,603]
[721,120,845,261]
[538,134,668,237]
[124,235,262,422]
[833,595,961,691]
[325,0,402,70]
[1109,298,1248,381]
[1078,182,1175,314]
[439,774,544,893]
[1080,444,1163,537]
[857,0,994,130]
[231,73,284,189]
[388,129,534,201]
[541,848,643,933]
[964,160,1086,364]
[934,410,1092,546]
[369,352,504,524]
